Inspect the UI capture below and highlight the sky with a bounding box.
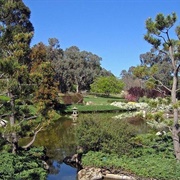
[23,0,180,77]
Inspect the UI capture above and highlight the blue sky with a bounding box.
[23,0,180,77]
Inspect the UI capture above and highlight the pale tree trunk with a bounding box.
[170,45,180,161]
[171,76,180,161]
[9,91,18,154]
[76,84,79,93]
[75,77,79,93]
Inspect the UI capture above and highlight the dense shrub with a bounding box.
[62,93,83,104]
[124,93,137,102]
[76,114,137,156]
[127,87,145,101]
[81,132,177,180]
[0,147,47,180]
[127,87,169,101]
[130,133,174,158]
[82,151,180,180]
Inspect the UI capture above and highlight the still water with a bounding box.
[47,161,77,180]
[20,116,78,179]
[20,113,147,180]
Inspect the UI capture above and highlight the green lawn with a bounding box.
[83,94,125,104]
[63,94,127,113]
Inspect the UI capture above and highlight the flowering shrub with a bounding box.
[127,87,169,101]
[111,101,148,111]
[125,94,137,102]
[128,87,145,100]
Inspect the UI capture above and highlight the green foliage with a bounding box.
[134,13,180,100]
[58,46,112,93]
[0,95,10,103]
[82,151,180,179]
[90,76,124,96]
[81,132,179,180]
[130,133,174,158]
[133,65,149,79]
[123,154,180,180]
[153,111,164,122]
[30,43,60,119]
[0,147,47,180]
[76,114,136,156]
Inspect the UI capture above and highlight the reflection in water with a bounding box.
[19,112,149,180]
[47,161,77,180]
[20,116,77,179]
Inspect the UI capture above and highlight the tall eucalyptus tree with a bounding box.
[61,46,112,93]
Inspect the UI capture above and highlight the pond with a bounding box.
[20,116,78,179]
[20,113,148,180]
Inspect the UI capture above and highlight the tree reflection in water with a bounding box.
[20,116,77,179]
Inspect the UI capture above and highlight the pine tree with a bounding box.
[0,0,34,153]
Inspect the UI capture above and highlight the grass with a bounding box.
[64,104,125,113]
[83,94,125,105]
[63,94,127,113]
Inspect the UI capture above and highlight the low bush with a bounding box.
[82,151,180,180]
[76,114,137,156]
[130,132,174,158]
[0,147,47,180]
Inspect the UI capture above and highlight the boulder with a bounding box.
[105,173,136,180]
[78,167,103,180]
[63,153,82,170]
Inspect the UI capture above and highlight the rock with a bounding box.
[78,167,103,180]
[105,173,136,180]
[0,120,7,127]
[63,154,82,170]
[86,101,93,105]
[42,160,49,170]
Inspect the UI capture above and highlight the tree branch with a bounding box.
[151,76,171,92]
[22,124,43,149]
[166,29,172,45]
[159,49,168,56]
[157,34,167,44]
[17,115,38,126]
[0,73,4,78]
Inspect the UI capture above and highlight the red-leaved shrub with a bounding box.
[62,93,83,104]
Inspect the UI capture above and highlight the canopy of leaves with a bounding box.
[0,0,34,97]
[90,76,124,96]
[30,42,59,118]
[53,45,112,92]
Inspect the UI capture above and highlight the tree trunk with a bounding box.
[9,92,15,126]
[9,92,18,154]
[12,132,18,154]
[76,84,79,93]
[172,125,180,161]
[171,73,180,161]
[169,44,180,161]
